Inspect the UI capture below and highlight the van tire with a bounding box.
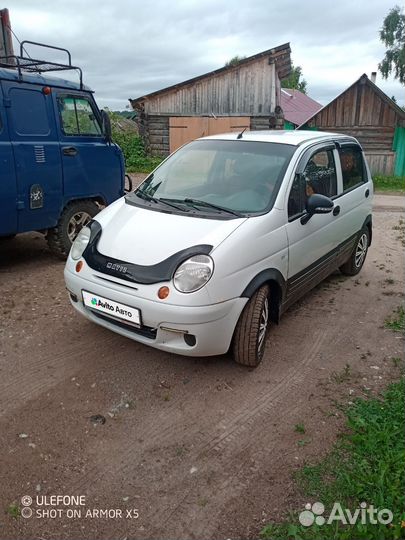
[232,285,270,367]
[340,227,370,276]
[47,200,99,259]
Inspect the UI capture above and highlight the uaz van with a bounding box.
[64,130,373,367]
[0,41,125,257]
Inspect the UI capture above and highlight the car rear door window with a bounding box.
[338,145,366,192]
[58,96,101,136]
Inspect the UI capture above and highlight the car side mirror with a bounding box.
[301,194,334,225]
[101,110,112,144]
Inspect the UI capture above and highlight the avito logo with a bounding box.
[91,297,98,306]
[299,501,393,527]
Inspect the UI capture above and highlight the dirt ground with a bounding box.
[0,195,404,540]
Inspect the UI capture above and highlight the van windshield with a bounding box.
[131,139,295,216]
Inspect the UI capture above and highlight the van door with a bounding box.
[2,81,63,233]
[284,144,343,307]
[54,92,123,205]
[0,83,18,236]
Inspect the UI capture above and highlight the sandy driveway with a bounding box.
[0,195,403,539]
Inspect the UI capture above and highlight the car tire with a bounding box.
[340,227,370,276]
[47,200,99,259]
[232,284,270,367]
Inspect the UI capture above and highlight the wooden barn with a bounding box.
[299,74,405,176]
[129,43,291,156]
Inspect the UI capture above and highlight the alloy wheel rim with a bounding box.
[67,212,92,242]
[355,233,368,268]
[258,297,269,353]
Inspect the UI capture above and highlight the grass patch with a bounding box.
[373,176,405,193]
[385,306,405,334]
[295,423,306,434]
[331,363,352,384]
[6,503,20,518]
[260,380,405,540]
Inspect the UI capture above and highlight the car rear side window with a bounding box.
[338,145,367,192]
[58,96,101,136]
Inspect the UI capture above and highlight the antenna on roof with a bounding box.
[236,127,247,139]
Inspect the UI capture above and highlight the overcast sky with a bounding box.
[7,0,405,110]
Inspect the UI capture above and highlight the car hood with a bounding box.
[94,198,247,265]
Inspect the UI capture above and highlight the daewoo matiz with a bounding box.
[64,130,373,367]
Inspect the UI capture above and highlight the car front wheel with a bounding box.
[232,284,270,367]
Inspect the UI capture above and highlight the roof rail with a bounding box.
[0,40,83,89]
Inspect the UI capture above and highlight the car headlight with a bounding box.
[173,255,214,293]
[70,226,91,260]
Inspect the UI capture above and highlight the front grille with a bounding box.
[92,310,157,340]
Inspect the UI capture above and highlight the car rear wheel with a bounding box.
[232,284,270,367]
[47,200,99,259]
[340,227,370,276]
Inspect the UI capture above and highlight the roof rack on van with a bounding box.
[0,40,83,89]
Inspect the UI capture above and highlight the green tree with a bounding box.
[224,55,246,67]
[379,5,405,85]
[281,64,307,94]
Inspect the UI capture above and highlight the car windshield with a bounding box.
[131,139,295,216]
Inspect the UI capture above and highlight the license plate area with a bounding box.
[82,290,141,327]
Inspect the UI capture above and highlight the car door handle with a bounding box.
[365,189,370,198]
[333,205,340,216]
[62,146,78,157]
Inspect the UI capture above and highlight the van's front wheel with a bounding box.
[232,285,270,367]
[47,200,99,259]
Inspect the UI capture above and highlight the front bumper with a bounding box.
[64,267,247,357]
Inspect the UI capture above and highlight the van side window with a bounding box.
[10,88,50,136]
[58,96,101,136]
[338,146,366,192]
[303,149,337,198]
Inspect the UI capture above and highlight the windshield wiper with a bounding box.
[135,189,186,212]
[157,197,189,211]
[183,198,243,217]
[135,188,157,202]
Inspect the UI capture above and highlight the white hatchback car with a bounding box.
[64,130,373,367]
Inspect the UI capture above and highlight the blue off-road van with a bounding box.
[0,41,125,257]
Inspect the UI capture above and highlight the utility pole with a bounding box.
[0,8,14,62]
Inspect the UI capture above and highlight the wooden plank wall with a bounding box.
[311,80,400,167]
[313,82,398,129]
[142,58,277,116]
